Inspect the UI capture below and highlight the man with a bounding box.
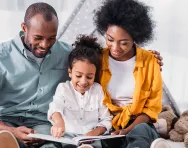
[0,2,163,148]
[0,2,71,148]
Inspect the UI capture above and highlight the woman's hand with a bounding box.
[149,50,164,71]
[111,128,129,135]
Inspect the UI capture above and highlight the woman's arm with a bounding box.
[111,113,150,135]
[112,54,162,135]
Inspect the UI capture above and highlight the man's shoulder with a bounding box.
[55,40,72,53]
[0,40,13,59]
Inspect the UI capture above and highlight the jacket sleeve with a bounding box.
[142,57,163,122]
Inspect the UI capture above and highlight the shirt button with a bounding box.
[81,108,83,110]
[40,72,42,75]
[80,118,82,120]
[39,88,42,92]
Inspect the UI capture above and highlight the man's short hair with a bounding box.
[24,2,58,27]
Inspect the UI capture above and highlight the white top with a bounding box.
[48,81,112,134]
[107,56,136,107]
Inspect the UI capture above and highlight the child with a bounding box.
[48,35,112,148]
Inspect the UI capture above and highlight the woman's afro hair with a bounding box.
[94,0,155,45]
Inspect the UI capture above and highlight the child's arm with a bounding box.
[51,112,65,138]
[84,126,107,136]
[48,83,66,138]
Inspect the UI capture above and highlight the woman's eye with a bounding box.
[121,42,128,45]
[76,75,81,78]
[107,38,113,42]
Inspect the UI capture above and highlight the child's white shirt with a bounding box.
[48,81,112,134]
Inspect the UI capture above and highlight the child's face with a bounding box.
[68,60,96,94]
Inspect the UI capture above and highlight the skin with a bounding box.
[106,25,136,61]
[0,13,58,146]
[105,25,151,135]
[106,25,163,69]
[51,60,106,138]
[21,14,58,58]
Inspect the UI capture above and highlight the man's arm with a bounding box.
[0,121,39,145]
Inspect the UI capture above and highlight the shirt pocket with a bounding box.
[84,104,98,123]
[63,102,79,120]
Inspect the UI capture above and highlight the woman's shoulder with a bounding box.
[137,46,155,62]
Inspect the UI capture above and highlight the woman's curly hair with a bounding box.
[94,0,155,45]
[68,35,102,82]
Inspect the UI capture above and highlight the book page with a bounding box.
[28,133,77,145]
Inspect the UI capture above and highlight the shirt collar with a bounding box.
[13,31,25,54]
[70,80,90,97]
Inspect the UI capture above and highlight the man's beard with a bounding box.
[24,38,49,58]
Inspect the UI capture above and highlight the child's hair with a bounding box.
[68,34,103,83]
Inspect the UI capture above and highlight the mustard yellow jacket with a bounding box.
[100,46,162,130]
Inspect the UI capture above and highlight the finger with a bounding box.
[23,133,34,141]
[57,128,63,138]
[155,55,163,61]
[20,126,34,134]
[157,60,164,66]
[160,67,162,71]
[51,127,54,136]
[111,130,119,135]
[119,130,126,135]
[148,50,159,55]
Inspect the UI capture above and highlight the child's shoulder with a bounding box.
[91,82,103,92]
[57,81,72,91]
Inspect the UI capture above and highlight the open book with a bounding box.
[28,133,125,146]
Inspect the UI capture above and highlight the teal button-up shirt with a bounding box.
[0,31,71,121]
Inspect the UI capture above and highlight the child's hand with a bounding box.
[84,130,98,136]
[51,121,65,138]
[84,126,106,136]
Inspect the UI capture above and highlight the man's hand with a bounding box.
[149,50,164,71]
[13,126,44,146]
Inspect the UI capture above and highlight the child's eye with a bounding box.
[76,75,81,78]
[87,77,93,80]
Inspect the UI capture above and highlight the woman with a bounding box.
[94,0,163,147]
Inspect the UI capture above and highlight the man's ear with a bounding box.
[21,23,27,33]
[68,68,72,78]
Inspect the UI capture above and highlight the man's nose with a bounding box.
[40,40,50,49]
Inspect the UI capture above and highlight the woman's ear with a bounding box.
[68,68,72,78]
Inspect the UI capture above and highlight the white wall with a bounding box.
[0,0,81,42]
[139,0,188,112]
